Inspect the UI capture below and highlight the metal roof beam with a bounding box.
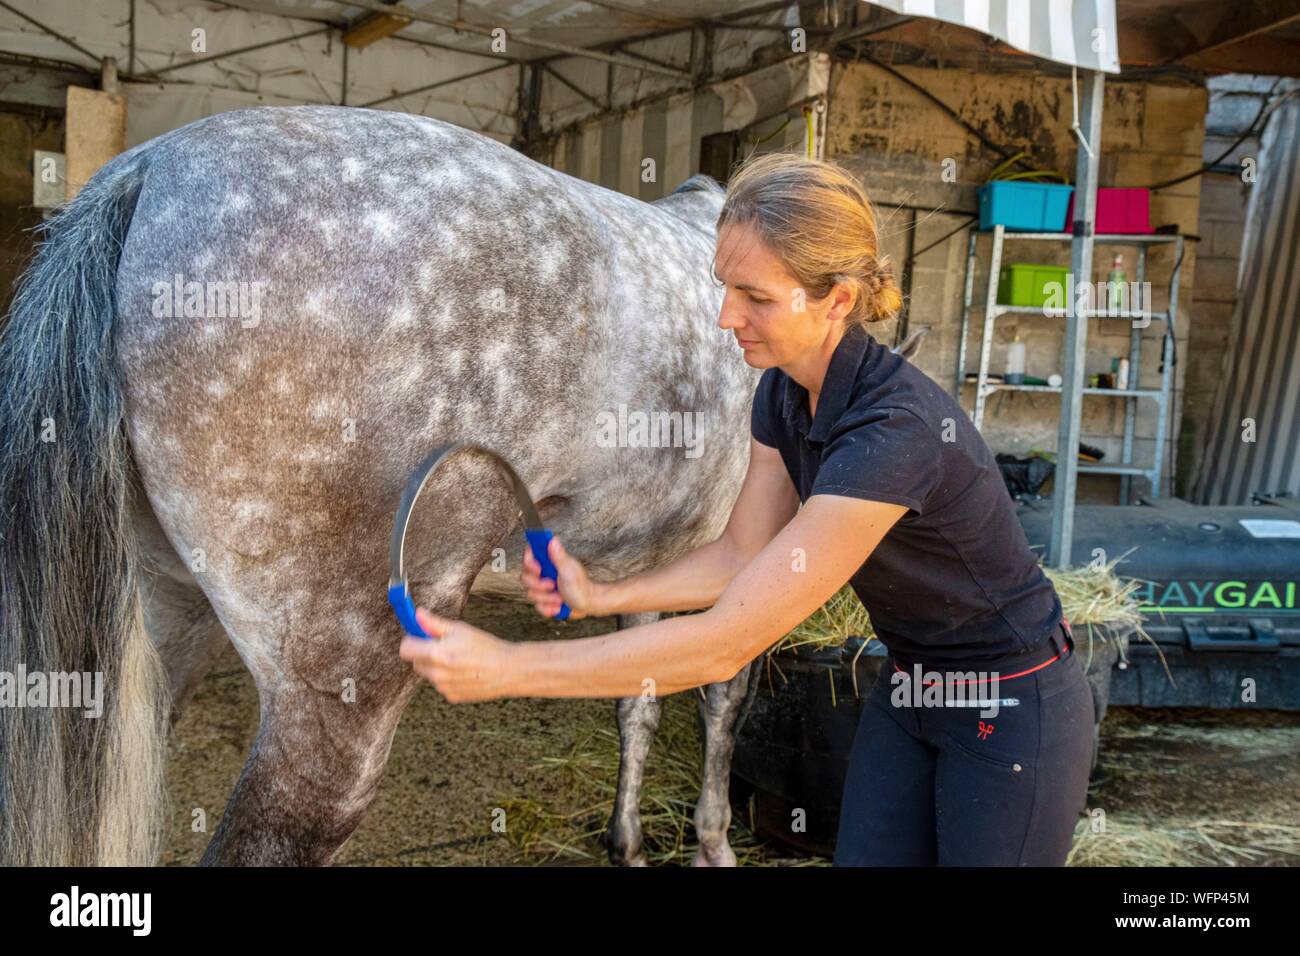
[315,0,690,78]
[141,27,331,77]
[583,0,808,34]
[0,48,95,76]
[389,33,522,63]
[0,0,101,68]
[542,61,605,112]
[357,59,514,108]
[526,0,811,72]
[605,43,686,74]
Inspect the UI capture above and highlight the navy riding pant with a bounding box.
[832,622,1095,866]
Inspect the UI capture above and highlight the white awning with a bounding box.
[865,0,1120,74]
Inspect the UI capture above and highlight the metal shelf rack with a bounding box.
[954,225,1184,501]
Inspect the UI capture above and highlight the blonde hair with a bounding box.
[717,152,902,327]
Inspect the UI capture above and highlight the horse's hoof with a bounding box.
[603,832,648,867]
[691,844,737,867]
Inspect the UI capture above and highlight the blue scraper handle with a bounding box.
[388,582,427,638]
[388,443,571,637]
[525,528,571,621]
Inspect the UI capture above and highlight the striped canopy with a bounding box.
[866,0,1121,73]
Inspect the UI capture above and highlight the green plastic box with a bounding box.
[997,263,1071,308]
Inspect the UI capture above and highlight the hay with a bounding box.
[779,584,874,653]
[482,693,822,866]
[771,553,1152,656]
[1046,553,1145,632]
[1067,818,1300,866]
[485,696,1299,867]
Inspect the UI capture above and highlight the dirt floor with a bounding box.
[163,597,1300,866]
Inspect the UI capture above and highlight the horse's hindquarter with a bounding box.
[115,106,757,615]
[541,183,760,580]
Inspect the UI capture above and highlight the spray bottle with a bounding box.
[1107,253,1126,313]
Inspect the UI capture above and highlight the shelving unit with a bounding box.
[954,224,1184,502]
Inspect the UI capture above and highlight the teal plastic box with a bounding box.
[979,181,1074,232]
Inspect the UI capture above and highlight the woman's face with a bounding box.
[713,222,854,369]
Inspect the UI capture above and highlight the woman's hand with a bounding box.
[521,535,599,621]
[399,607,517,703]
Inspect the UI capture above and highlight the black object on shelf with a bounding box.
[996,453,1055,498]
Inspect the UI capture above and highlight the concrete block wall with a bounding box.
[826,61,1208,503]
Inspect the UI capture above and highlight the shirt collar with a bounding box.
[781,322,873,443]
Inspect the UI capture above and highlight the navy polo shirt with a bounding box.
[751,322,1062,667]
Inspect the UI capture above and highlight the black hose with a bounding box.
[1141,80,1289,191]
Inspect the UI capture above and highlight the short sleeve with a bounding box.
[750,368,781,448]
[809,407,940,515]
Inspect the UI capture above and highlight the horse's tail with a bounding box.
[0,153,169,865]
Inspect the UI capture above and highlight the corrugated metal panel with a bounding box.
[1194,94,1300,504]
[547,56,819,198]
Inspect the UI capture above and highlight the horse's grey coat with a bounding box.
[3,101,922,866]
[6,105,763,864]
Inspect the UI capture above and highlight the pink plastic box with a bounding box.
[1064,188,1151,234]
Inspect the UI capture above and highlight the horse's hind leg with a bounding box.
[606,611,663,867]
[135,491,231,723]
[198,608,426,866]
[143,572,231,725]
[692,657,764,867]
[193,453,522,865]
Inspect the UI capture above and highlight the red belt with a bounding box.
[890,618,1074,687]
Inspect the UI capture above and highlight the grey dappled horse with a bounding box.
[0,104,924,866]
[0,104,761,866]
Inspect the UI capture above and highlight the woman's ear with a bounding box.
[827,279,858,323]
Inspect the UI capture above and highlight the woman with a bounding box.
[399,152,1095,866]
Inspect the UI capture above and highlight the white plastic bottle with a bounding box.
[1005,337,1026,384]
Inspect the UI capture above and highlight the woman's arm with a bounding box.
[403,493,907,702]
[580,439,801,616]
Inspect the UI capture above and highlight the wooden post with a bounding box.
[64,61,126,202]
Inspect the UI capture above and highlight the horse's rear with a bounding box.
[1,105,755,864]
[119,106,752,589]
